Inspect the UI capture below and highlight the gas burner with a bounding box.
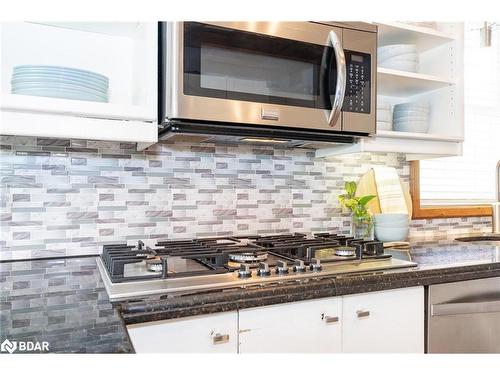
[334,246,356,257]
[228,251,268,264]
[146,257,163,272]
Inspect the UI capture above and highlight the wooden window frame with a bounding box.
[410,160,493,219]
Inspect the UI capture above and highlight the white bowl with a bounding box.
[393,109,430,117]
[394,102,430,110]
[375,225,409,242]
[374,213,409,223]
[393,121,429,133]
[375,220,409,228]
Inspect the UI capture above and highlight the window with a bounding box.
[412,22,499,218]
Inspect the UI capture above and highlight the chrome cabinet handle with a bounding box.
[327,30,346,127]
[212,333,230,344]
[356,310,370,318]
[324,315,339,324]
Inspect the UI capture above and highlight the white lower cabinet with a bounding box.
[342,286,424,353]
[127,311,238,353]
[126,286,424,353]
[238,297,342,353]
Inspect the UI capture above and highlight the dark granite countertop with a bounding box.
[2,235,499,353]
[0,257,133,353]
[120,236,500,325]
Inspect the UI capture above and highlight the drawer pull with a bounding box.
[212,333,230,344]
[356,310,370,318]
[324,315,339,324]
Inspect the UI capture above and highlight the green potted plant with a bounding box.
[338,181,376,240]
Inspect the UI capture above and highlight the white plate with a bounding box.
[14,65,108,83]
[12,82,108,100]
[379,61,418,72]
[12,71,109,88]
[12,87,108,102]
[11,76,108,94]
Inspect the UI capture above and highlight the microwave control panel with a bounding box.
[342,50,371,114]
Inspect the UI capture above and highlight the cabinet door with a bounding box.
[342,286,424,353]
[238,297,342,353]
[126,311,238,353]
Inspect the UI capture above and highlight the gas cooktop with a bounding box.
[97,233,417,301]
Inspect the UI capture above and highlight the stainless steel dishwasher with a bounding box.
[428,276,500,353]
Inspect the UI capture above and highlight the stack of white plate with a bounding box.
[11,65,109,103]
[378,44,418,73]
[393,102,430,133]
[376,98,392,131]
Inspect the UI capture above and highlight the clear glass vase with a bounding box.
[351,214,374,240]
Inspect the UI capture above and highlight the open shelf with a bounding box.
[377,68,454,96]
[374,22,457,51]
[315,136,462,160]
[0,111,157,150]
[0,22,157,148]
[375,130,463,142]
[1,93,154,121]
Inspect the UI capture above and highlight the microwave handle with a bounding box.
[327,30,347,127]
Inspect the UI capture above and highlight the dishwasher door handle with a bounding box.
[432,300,500,316]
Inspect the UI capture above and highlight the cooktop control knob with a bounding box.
[293,259,306,272]
[237,264,252,278]
[309,258,322,271]
[256,262,271,277]
[275,260,289,274]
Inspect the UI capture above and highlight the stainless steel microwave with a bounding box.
[158,22,377,146]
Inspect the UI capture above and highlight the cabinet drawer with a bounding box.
[342,286,424,353]
[127,311,238,353]
[239,297,342,353]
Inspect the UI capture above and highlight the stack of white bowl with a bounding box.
[11,65,109,103]
[378,44,419,73]
[374,214,409,242]
[393,102,430,133]
[377,97,392,131]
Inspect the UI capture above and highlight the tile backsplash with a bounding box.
[0,136,492,260]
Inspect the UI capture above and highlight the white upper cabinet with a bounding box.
[342,286,424,353]
[318,22,464,160]
[0,22,158,150]
[238,297,342,353]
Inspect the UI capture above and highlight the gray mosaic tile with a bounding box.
[0,135,492,260]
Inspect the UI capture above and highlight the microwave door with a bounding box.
[167,22,349,132]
